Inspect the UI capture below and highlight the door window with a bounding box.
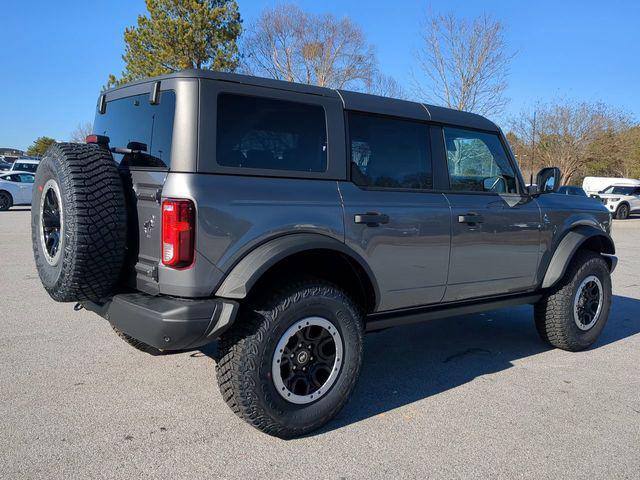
[443,127,517,193]
[17,174,34,183]
[603,186,635,195]
[348,112,432,190]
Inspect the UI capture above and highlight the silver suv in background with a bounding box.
[31,70,616,438]
[597,185,640,219]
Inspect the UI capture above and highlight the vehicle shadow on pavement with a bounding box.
[316,294,640,434]
[197,295,639,435]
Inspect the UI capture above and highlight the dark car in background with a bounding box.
[558,185,588,197]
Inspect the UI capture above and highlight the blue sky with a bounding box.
[1,0,639,150]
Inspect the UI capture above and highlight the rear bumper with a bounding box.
[83,293,239,350]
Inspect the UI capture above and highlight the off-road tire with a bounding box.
[216,279,364,438]
[534,250,612,351]
[31,143,127,302]
[615,203,630,220]
[0,191,13,211]
[112,327,164,356]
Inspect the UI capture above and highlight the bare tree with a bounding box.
[509,100,632,184]
[367,72,407,99]
[69,122,93,143]
[242,4,377,90]
[414,13,514,116]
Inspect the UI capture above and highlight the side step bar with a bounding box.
[365,293,542,332]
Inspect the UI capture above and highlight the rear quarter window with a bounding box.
[93,91,176,169]
[216,93,327,173]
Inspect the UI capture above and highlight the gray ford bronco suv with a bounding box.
[32,70,616,438]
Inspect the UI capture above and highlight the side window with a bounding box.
[348,112,432,189]
[216,94,327,172]
[443,127,518,193]
[18,174,34,183]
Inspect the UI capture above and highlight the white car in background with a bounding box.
[597,184,640,219]
[9,157,40,173]
[0,171,35,211]
[582,176,640,196]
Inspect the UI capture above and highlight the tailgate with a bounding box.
[121,169,166,294]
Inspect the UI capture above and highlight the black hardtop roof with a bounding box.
[105,69,499,132]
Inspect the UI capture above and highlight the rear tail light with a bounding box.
[162,199,195,268]
[85,134,110,146]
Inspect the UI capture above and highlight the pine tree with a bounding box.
[108,0,242,87]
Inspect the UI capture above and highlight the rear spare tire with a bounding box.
[31,143,127,302]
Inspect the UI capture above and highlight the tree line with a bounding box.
[26,0,639,185]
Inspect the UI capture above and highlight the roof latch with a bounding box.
[149,81,161,105]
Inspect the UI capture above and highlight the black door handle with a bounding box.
[354,212,389,226]
[458,213,484,224]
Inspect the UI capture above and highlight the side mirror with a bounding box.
[536,167,561,194]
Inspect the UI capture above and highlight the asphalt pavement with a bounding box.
[1,207,639,479]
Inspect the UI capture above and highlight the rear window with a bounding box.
[216,94,327,172]
[93,91,176,169]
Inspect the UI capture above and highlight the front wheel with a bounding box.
[615,203,630,219]
[535,250,612,351]
[216,279,364,438]
[0,191,13,211]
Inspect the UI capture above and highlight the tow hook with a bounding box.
[73,303,84,312]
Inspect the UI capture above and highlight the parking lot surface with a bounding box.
[1,208,639,479]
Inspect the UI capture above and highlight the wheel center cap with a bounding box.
[296,350,310,365]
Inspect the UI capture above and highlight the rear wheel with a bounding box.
[535,250,612,351]
[615,203,630,219]
[0,191,12,211]
[216,279,364,438]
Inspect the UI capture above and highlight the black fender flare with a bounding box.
[214,233,380,306]
[541,225,616,289]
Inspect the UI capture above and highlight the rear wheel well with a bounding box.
[246,249,377,314]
